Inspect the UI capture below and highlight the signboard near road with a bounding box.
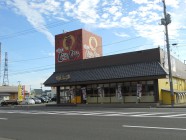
[18,85,23,101]
[18,85,25,101]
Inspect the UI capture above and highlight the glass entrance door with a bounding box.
[60,89,71,103]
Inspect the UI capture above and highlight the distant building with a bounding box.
[32,89,43,97]
[0,86,18,100]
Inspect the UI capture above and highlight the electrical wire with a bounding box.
[9,67,54,76]
[0,19,78,40]
[1,30,164,64]
[6,43,157,76]
[9,56,53,63]
[0,30,166,77]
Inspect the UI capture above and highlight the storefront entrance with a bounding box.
[58,80,158,104]
[60,87,84,104]
[60,89,71,103]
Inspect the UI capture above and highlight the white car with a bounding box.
[21,98,35,105]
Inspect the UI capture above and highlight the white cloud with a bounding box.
[114,32,130,38]
[2,0,186,86]
[108,6,118,14]
[102,0,108,6]
[30,0,61,16]
[3,0,186,54]
[120,17,132,27]
[132,0,148,4]
[64,0,100,24]
[102,13,109,19]
[64,1,74,12]
[5,0,58,46]
[166,0,179,8]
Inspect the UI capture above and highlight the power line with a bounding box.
[0,19,78,40]
[7,44,156,76]
[9,66,54,76]
[103,36,142,47]
[6,43,181,77]
[104,43,154,55]
[9,56,53,63]
[0,30,174,76]
[0,32,163,66]
[9,64,54,73]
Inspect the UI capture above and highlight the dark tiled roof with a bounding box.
[44,61,167,86]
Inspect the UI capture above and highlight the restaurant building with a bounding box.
[44,29,186,105]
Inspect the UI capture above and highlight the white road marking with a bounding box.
[0,117,8,120]
[122,125,186,131]
[161,114,186,118]
[0,110,186,118]
[131,112,174,117]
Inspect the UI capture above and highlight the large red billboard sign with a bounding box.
[55,29,102,63]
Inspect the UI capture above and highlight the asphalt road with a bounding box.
[0,106,186,140]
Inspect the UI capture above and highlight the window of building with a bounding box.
[123,82,130,96]
[75,87,81,96]
[130,82,137,96]
[92,84,98,97]
[139,81,146,96]
[110,83,116,97]
[116,83,123,96]
[147,81,154,84]
[146,80,154,96]
[65,86,70,90]
[103,84,110,97]
[87,85,93,97]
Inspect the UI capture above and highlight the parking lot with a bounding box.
[0,96,56,107]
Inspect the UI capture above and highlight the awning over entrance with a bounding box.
[44,61,167,86]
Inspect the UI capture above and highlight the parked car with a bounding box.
[37,97,47,103]
[1,99,19,106]
[42,96,51,102]
[21,98,35,105]
[32,97,41,104]
[51,96,56,102]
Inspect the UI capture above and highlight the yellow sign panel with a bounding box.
[18,85,23,101]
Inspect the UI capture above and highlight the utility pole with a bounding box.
[0,43,1,86]
[161,0,174,107]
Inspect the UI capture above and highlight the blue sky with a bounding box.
[0,0,186,91]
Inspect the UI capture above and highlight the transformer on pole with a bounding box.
[3,52,9,86]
